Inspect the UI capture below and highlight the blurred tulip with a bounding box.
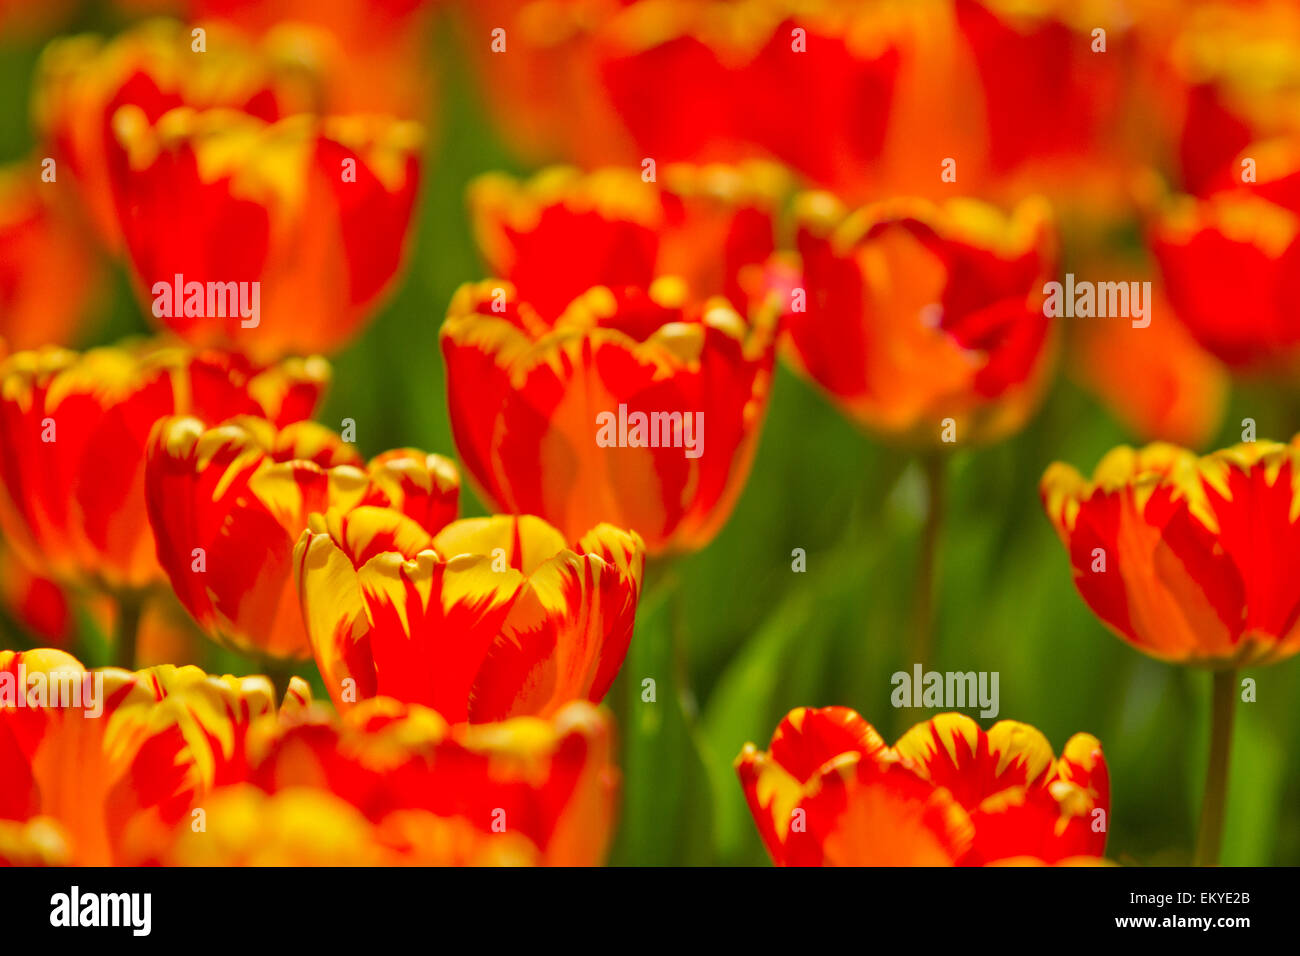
[296,510,643,721]
[146,414,458,659]
[1067,278,1228,448]
[108,107,422,359]
[1150,138,1300,372]
[736,707,1108,866]
[468,162,787,316]
[0,817,71,866]
[780,192,1057,446]
[464,1,1144,206]
[456,0,636,166]
[0,162,101,350]
[442,278,775,552]
[0,544,73,646]
[188,0,439,120]
[32,18,324,250]
[1042,437,1300,668]
[0,649,310,864]
[248,697,618,865]
[1153,1,1300,195]
[159,785,541,865]
[597,0,908,192]
[952,0,1142,194]
[1042,434,1300,864]
[0,343,328,598]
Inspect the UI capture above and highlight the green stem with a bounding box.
[112,593,143,670]
[909,453,947,670]
[644,560,693,715]
[262,657,296,705]
[1193,668,1237,867]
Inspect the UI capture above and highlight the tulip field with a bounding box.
[0,0,1298,878]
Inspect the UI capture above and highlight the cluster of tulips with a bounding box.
[1,0,1299,867]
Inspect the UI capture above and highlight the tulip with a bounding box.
[442,278,775,554]
[0,543,73,646]
[158,785,542,866]
[736,707,1108,866]
[189,0,439,120]
[108,105,422,359]
[146,414,459,660]
[0,648,310,865]
[468,162,787,317]
[0,160,101,350]
[295,509,644,722]
[0,343,329,664]
[1042,436,1300,863]
[1150,138,1300,373]
[781,192,1057,444]
[32,18,325,250]
[1149,1,1300,195]
[246,697,619,865]
[1065,275,1227,448]
[777,190,1056,663]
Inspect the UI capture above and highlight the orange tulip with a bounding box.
[295,509,644,721]
[442,277,775,552]
[246,697,619,866]
[779,192,1057,445]
[1066,276,1228,449]
[108,105,422,359]
[736,707,1108,866]
[146,415,460,659]
[0,161,101,350]
[0,343,328,592]
[2,648,613,866]
[1041,437,1300,667]
[455,0,637,167]
[188,0,440,120]
[32,18,324,250]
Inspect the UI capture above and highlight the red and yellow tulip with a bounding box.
[0,343,328,593]
[245,696,618,866]
[108,105,421,359]
[442,278,775,553]
[779,193,1057,445]
[32,18,323,250]
[1150,139,1300,373]
[468,162,786,318]
[295,509,644,722]
[1042,437,1300,667]
[736,707,1108,866]
[0,648,310,865]
[145,415,459,659]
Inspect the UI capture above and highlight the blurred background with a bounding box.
[1,0,1297,866]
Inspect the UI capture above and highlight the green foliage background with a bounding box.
[2,8,1297,866]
